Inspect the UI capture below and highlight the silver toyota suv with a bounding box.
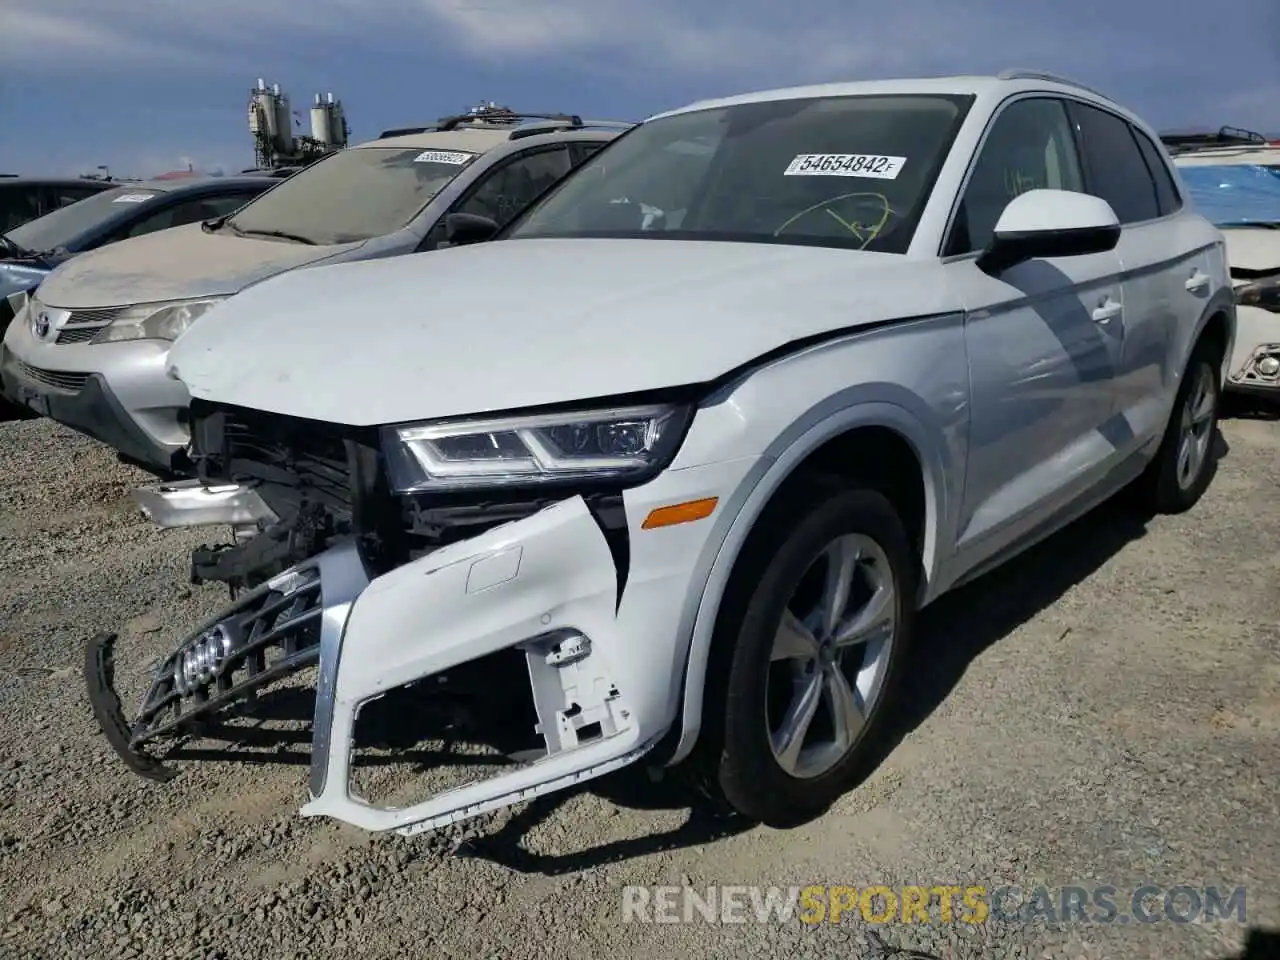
[1,105,629,473]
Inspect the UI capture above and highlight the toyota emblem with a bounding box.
[32,311,51,339]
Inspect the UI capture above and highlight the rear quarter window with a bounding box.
[1131,129,1182,216]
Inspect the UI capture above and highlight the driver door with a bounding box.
[943,96,1125,574]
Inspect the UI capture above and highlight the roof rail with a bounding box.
[377,125,438,139]
[997,68,1109,99]
[436,104,583,131]
[377,109,633,142]
[1159,125,1272,154]
[506,118,635,141]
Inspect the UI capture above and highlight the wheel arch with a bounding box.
[661,395,953,768]
[1192,288,1235,384]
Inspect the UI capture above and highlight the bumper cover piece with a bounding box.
[132,478,278,529]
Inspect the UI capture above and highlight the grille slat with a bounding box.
[14,360,89,392]
[55,326,102,345]
[65,307,124,326]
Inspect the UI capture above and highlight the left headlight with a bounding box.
[382,403,693,493]
[92,297,226,344]
[1235,275,1280,313]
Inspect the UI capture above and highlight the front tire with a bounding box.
[692,480,917,827]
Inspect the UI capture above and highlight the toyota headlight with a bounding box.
[92,298,226,344]
[382,403,693,493]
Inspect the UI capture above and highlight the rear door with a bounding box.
[1066,101,1219,450]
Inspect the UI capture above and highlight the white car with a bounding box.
[88,70,1234,836]
[1165,128,1280,397]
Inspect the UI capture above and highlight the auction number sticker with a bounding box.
[784,154,906,179]
[111,193,156,203]
[414,150,473,165]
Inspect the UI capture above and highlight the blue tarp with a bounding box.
[1179,163,1280,226]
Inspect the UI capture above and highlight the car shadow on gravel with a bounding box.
[1221,393,1280,421]
[1215,929,1280,959]
[163,685,751,874]
[855,428,1228,788]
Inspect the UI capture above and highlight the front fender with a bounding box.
[662,395,954,768]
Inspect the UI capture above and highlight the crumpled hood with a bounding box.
[170,237,960,427]
[1220,227,1280,275]
[36,223,363,309]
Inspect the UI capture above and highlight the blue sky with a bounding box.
[2,0,1278,178]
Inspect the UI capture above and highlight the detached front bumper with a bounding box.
[90,457,755,834]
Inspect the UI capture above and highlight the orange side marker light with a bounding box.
[642,497,719,530]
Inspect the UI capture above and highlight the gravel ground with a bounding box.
[0,414,1277,960]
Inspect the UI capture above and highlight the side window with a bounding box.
[121,205,180,238]
[1068,103,1161,224]
[0,186,41,232]
[570,141,607,166]
[454,146,573,227]
[43,185,102,213]
[191,193,257,219]
[1130,128,1182,216]
[946,98,1085,256]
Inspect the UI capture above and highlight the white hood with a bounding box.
[36,223,364,309]
[1220,227,1280,274]
[170,238,958,426]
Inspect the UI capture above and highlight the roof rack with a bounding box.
[377,104,634,141]
[1159,125,1273,154]
[996,68,1110,100]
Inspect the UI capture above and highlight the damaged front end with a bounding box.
[87,398,729,834]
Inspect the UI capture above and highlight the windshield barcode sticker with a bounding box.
[112,193,154,203]
[414,150,473,165]
[784,154,906,179]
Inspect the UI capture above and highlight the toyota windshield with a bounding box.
[224,146,479,245]
[507,93,973,254]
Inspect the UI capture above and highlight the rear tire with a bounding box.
[689,478,917,827]
[1131,337,1222,515]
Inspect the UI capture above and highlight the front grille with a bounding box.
[14,360,89,391]
[131,565,325,745]
[65,306,125,325]
[55,326,102,344]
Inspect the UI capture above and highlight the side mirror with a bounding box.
[976,189,1121,275]
[442,212,500,247]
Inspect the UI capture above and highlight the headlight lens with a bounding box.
[1235,276,1280,313]
[382,403,692,492]
[92,297,225,344]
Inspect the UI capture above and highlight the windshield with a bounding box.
[6,186,161,254]
[1178,163,1280,226]
[227,146,479,245]
[508,94,972,253]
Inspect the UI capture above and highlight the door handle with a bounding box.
[1092,298,1123,324]
[1185,270,1210,293]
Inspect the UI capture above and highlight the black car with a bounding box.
[1,174,283,327]
[0,175,284,420]
[0,175,117,233]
